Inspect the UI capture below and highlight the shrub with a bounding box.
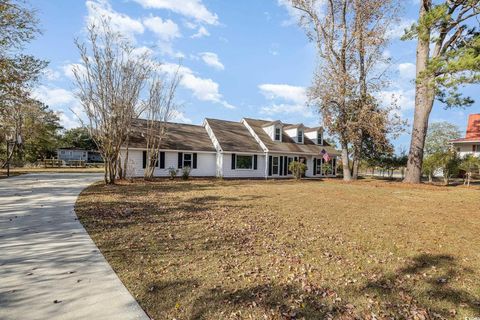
[181,166,191,180]
[459,155,480,186]
[438,150,460,186]
[288,161,307,180]
[422,150,460,185]
[168,166,178,180]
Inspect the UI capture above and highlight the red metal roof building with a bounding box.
[451,114,480,157]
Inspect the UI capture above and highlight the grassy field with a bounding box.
[76,178,480,319]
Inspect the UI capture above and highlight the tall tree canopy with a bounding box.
[403,0,480,183]
[0,0,49,167]
[291,0,404,181]
[60,127,97,151]
[424,121,461,155]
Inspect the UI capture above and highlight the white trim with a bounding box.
[122,147,215,154]
[203,119,224,152]
[241,119,269,152]
[235,154,254,170]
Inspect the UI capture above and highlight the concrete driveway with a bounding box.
[0,173,149,320]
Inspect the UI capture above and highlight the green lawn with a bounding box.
[76,178,480,319]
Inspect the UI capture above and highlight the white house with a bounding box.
[121,117,340,179]
[450,114,480,158]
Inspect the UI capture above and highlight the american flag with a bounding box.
[320,149,331,162]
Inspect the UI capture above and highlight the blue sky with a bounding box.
[28,0,479,152]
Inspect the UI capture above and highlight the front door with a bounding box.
[287,157,293,175]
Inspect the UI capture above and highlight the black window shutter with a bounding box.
[268,156,273,176]
[193,153,197,169]
[279,156,284,176]
[231,154,236,170]
[159,152,165,169]
[283,156,288,175]
[313,158,317,175]
[253,155,258,170]
[178,152,183,168]
[142,151,147,169]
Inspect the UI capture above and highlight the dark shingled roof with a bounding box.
[304,127,322,133]
[128,119,216,152]
[206,118,264,153]
[244,118,340,155]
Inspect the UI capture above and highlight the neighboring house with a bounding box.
[450,114,480,158]
[121,117,340,178]
[57,148,103,163]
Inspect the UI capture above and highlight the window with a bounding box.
[287,157,293,174]
[236,155,253,169]
[272,157,279,175]
[317,134,322,145]
[274,127,281,141]
[61,151,65,154]
[183,153,192,168]
[297,129,303,143]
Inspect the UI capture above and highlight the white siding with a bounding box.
[222,153,266,178]
[121,149,216,177]
[262,125,275,141]
[454,143,480,158]
[57,150,88,161]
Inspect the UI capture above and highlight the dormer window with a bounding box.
[297,129,303,143]
[274,127,281,141]
[317,133,322,145]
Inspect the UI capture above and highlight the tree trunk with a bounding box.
[352,159,360,180]
[122,137,129,179]
[404,1,435,184]
[341,141,352,181]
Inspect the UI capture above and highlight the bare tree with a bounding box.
[73,19,151,184]
[143,69,180,180]
[403,0,480,184]
[291,0,402,181]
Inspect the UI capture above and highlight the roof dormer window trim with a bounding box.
[274,126,281,141]
[297,129,304,144]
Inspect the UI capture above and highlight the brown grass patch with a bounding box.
[76,178,480,319]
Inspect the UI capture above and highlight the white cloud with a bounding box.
[159,63,234,109]
[277,0,325,26]
[143,16,181,41]
[170,110,192,123]
[258,83,313,118]
[33,85,76,106]
[132,0,218,25]
[377,88,416,112]
[260,103,314,118]
[32,86,82,129]
[387,18,415,39]
[191,26,210,38]
[398,62,416,80]
[62,63,87,80]
[259,84,307,105]
[199,52,224,70]
[86,0,144,41]
[44,68,61,81]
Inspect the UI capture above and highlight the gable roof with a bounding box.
[206,118,264,153]
[243,118,340,155]
[128,119,216,152]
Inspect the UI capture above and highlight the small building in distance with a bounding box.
[450,113,480,158]
[57,148,103,163]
